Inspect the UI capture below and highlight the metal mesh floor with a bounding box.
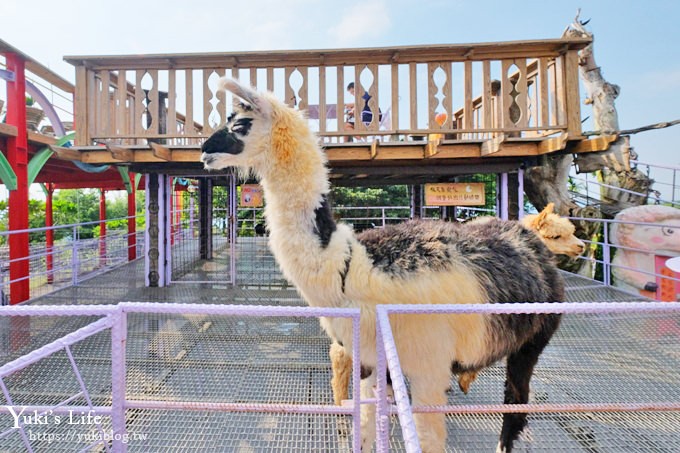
[1,254,679,451]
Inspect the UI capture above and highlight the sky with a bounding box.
[1,0,679,188]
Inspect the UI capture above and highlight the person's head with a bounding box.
[346,82,355,95]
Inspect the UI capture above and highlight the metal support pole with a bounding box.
[518,168,525,219]
[71,226,79,286]
[499,172,509,220]
[99,189,107,267]
[229,175,237,285]
[199,178,213,260]
[45,183,55,283]
[127,174,137,261]
[110,310,127,453]
[6,53,30,304]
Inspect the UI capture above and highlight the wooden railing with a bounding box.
[65,38,590,147]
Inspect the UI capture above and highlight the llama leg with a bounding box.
[360,369,376,452]
[498,318,559,453]
[330,341,352,405]
[410,372,450,453]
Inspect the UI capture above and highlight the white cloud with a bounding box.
[327,0,391,46]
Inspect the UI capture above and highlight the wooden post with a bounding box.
[46,183,55,284]
[564,50,582,138]
[411,184,423,219]
[5,53,30,304]
[127,174,137,261]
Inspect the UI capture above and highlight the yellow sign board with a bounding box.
[240,184,264,207]
[424,183,486,206]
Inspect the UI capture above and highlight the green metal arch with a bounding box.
[0,149,17,191]
[27,132,76,186]
[118,166,132,194]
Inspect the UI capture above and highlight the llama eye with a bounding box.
[231,118,253,135]
[553,235,561,239]
[662,227,675,236]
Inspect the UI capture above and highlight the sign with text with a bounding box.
[240,184,264,207]
[424,183,486,206]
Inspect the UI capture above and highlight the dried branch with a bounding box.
[583,119,680,137]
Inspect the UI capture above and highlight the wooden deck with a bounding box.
[52,37,619,184]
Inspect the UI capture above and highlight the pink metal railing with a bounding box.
[375,301,680,452]
[0,303,362,453]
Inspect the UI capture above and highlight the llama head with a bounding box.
[201,78,326,183]
[522,203,586,258]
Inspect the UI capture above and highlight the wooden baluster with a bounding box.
[427,63,438,130]
[298,67,309,111]
[390,63,399,133]
[500,60,514,130]
[99,70,110,137]
[266,67,274,92]
[553,57,566,127]
[168,69,177,141]
[87,69,96,142]
[319,66,327,134]
[185,69,195,137]
[482,61,492,138]
[148,69,159,137]
[538,58,549,130]
[134,70,146,142]
[216,69,227,129]
[464,61,473,136]
[514,59,528,132]
[284,67,295,108]
[337,68,345,135]
[365,64,378,131]
[409,62,417,130]
[202,69,212,134]
[116,70,127,142]
[250,68,258,91]
[353,64,365,134]
[442,63,452,133]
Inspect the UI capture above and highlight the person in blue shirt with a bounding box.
[344,82,382,135]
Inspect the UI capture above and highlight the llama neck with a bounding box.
[258,161,345,292]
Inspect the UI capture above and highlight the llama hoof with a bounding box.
[495,441,507,453]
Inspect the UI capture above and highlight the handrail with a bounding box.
[65,37,590,147]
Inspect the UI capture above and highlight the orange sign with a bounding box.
[424,183,485,206]
[240,184,264,207]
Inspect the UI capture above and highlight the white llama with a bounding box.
[200,79,565,453]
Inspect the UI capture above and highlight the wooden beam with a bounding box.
[570,134,618,154]
[370,140,379,159]
[49,145,82,161]
[537,132,569,154]
[425,134,442,158]
[106,143,135,162]
[481,134,506,156]
[150,142,173,161]
[0,123,18,137]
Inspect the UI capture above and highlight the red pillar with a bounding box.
[127,174,137,261]
[99,189,107,267]
[6,53,30,304]
[46,183,55,284]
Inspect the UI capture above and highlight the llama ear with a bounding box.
[544,202,555,214]
[533,205,551,229]
[218,78,272,116]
